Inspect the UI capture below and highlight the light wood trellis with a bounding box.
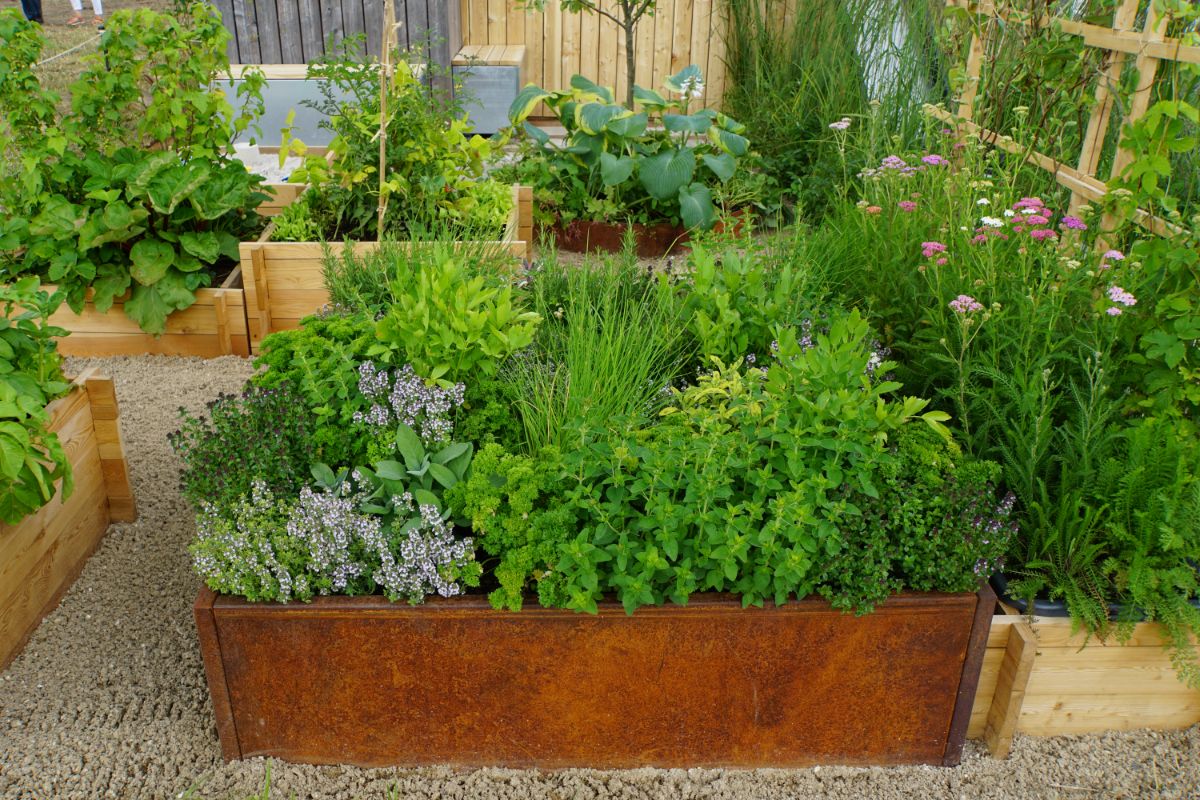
[931,0,1200,238]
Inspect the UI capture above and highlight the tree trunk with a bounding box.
[624,16,636,107]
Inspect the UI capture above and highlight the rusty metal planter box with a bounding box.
[195,585,994,769]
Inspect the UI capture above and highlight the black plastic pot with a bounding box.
[990,571,1200,621]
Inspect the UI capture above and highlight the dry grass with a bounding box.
[2,0,176,100]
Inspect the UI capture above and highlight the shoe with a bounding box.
[66,14,85,26]
[93,15,104,29]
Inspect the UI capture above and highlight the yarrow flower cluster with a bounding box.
[921,154,949,166]
[898,200,917,212]
[1099,249,1124,271]
[921,241,947,258]
[828,116,852,131]
[353,361,465,446]
[1060,215,1087,231]
[1105,285,1137,315]
[949,294,984,314]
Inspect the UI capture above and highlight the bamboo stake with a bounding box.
[378,0,397,236]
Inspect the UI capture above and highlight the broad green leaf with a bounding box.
[189,174,248,220]
[394,423,425,471]
[129,239,175,286]
[431,442,471,465]
[146,164,208,215]
[605,112,648,138]
[568,74,614,103]
[663,113,712,134]
[374,460,408,481]
[523,120,551,145]
[509,84,554,123]
[29,196,82,238]
[428,462,457,489]
[639,148,696,201]
[632,85,668,109]
[708,126,750,157]
[701,152,736,182]
[179,231,221,263]
[576,102,624,135]
[678,183,716,230]
[600,152,635,187]
[123,271,197,334]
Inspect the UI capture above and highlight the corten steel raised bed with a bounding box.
[1,369,135,669]
[550,218,690,258]
[238,185,534,352]
[195,584,995,768]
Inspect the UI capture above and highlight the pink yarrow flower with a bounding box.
[1029,228,1057,242]
[1103,249,1125,261]
[1025,215,1050,225]
[1013,197,1045,210]
[829,117,852,131]
[922,154,949,166]
[1061,216,1087,231]
[865,205,882,215]
[1108,286,1137,307]
[921,241,947,258]
[1106,307,1123,316]
[949,294,984,314]
[898,201,917,212]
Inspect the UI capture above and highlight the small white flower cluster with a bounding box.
[353,361,465,446]
[679,74,705,100]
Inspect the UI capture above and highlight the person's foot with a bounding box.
[93,15,104,29]
[66,13,85,25]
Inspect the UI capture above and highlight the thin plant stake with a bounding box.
[378,0,397,236]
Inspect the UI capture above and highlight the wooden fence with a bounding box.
[934,0,1200,238]
[214,0,737,107]
[214,0,462,72]
[456,0,733,110]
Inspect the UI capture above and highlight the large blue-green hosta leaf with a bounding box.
[639,148,695,201]
[600,152,635,187]
[678,183,716,230]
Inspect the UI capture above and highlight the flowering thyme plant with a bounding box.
[191,480,480,604]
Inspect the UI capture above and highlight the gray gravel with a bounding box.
[1,355,1198,800]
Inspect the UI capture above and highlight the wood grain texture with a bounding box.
[200,590,988,768]
[0,373,132,670]
[982,621,1035,758]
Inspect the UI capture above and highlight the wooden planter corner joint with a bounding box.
[195,584,994,769]
[0,369,136,670]
[239,185,534,352]
[968,610,1200,756]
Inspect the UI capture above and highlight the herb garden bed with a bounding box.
[0,370,135,669]
[195,585,995,768]
[969,611,1200,754]
[238,185,533,352]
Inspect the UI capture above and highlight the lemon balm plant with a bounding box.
[507,66,750,230]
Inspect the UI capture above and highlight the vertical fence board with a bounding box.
[320,2,346,56]
[275,0,305,62]
[297,0,324,60]
[254,0,284,63]
[340,0,367,56]
[213,0,240,62]
[364,0,384,58]
[232,0,261,64]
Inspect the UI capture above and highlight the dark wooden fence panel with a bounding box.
[215,0,461,66]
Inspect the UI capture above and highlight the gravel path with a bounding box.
[1,355,1198,800]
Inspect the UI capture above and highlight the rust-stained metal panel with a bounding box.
[195,589,989,768]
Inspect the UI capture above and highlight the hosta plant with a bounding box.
[508,66,750,229]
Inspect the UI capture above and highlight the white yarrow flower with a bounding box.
[980,216,1004,228]
[1003,209,1016,217]
[976,198,990,206]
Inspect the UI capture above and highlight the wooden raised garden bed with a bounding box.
[0,369,136,670]
[195,585,994,768]
[38,184,298,359]
[239,185,534,352]
[967,610,1200,757]
[47,268,253,359]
